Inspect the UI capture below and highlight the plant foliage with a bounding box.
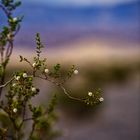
[0,1,103,139]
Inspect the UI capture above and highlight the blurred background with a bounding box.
[1,0,140,140]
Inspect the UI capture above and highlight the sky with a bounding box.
[25,0,139,6]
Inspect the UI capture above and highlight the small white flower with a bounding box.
[13,17,18,22]
[23,73,27,78]
[31,87,36,92]
[88,92,93,97]
[32,63,36,68]
[44,68,49,74]
[12,83,16,87]
[99,97,104,102]
[13,108,17,113]
[15,76,20,81]
[74,70,79,75]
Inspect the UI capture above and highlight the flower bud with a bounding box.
[88,92,93,97]
[15,76,20,81]
[23,73,27,78]
[99,97,104,102]
[44,68,49,74]
[13,108,17,113]
[32,63,36,68]
[31,87,36,92]
[74,70,79,75]
[13,17,18,22]
[12,83,16,87]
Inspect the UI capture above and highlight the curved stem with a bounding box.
[0,77,14,88]
[59,85,84,102]
[35,75,85,102]
[0,67,6,98]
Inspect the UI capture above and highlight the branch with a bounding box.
[35,75,85,102]
[0,4,11,17]
[28,122,35,140]
[0,4,13,98]
[23,117,33,122]
[19,101,27,129]
[0,45,4,64]
[5,39,14,59]
[59,85,84,102]
[0,77,14,88]
[14,24,21,36]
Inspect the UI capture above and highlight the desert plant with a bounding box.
[0,0,104,139]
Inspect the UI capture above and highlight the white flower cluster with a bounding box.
[15,73,28,80]
[88,91,104,102]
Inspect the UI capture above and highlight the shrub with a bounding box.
[0,1,103,139]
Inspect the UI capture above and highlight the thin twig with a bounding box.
[0,4,11,17]
[28,122,35,140]
[46,77,84,102]
[22,102,26,120]
[0,45,4,63]
[5,42,11,59]
[6,40,14,59]
[59,85,84,102]
[14,24,21,36]
[19,101,27,128]
[23,117,34,122]
[35,75,84,102]
[0,77,14,88]
[23,58,34,68]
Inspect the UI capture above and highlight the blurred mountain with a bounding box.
[1,1,140,47]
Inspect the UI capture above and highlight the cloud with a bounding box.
[26,0,138,6]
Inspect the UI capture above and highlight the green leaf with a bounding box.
[14,1,21,7]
